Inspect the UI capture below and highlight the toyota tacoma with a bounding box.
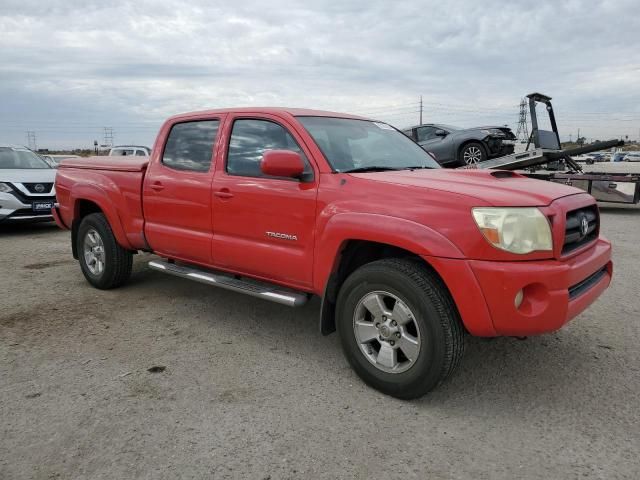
[53,108,612,399]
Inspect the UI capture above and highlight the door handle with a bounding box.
[150,181,164,192]
[214,188,234,199]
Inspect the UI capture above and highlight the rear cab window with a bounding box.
[162,120,220,172]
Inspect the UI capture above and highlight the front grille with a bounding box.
[562,205,598,254]
[22,182,54,194]
[5,183,56,204]
[569,266,607,299]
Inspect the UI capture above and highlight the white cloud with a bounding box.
[0,0,638,148]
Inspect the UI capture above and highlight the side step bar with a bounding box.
[148,260,309,307]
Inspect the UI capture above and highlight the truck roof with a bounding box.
[167,107,370,122]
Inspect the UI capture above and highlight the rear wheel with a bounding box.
[336,258,465,399]
[77,213,132,289]
[460,142,486,166]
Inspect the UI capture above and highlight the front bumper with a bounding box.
[485,138,515,158]
[0,192,54,223]
[424,238,612,336]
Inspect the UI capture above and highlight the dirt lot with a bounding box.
[1,207,639,480]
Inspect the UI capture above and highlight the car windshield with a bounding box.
[0,147,51,169]
[436,124,461,131]
[297,117,440,172]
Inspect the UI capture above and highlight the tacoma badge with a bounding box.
[266,231,298,241]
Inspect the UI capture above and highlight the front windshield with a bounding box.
[298,117,440,172]
[0,147,51,169]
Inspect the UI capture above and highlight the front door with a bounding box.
[143,117,222,265]
[211,115,318,289]
[416,126,452,164]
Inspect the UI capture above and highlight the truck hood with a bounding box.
[0,168,57,183]
[349,169,582,207]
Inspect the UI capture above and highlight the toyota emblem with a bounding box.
[35,183,45,193]
[579,216,589,237]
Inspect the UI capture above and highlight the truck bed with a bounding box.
[55,156,149,250]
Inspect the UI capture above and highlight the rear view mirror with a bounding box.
[261,150,305,179]
[435,129,447,137]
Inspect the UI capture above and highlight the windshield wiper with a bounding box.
[340,166,403,173]
[401,165,435,170]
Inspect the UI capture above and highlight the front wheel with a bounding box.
[460,142,486,166]
[336,258,465,399]
[77,213,133,289]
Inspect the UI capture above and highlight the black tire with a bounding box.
[459,141,487,166]
[336,258,465,399]
[77,213,133,289]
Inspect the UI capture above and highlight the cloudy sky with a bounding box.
[1,0,639,149]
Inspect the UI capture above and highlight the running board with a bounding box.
[148,260,309,307]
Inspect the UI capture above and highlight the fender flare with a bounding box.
[70,184,133,252]
[314,213,465,334]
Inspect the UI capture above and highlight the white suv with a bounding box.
[0,145,57,223]
[108,145,151,157]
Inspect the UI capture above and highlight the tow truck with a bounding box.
[463,93,640,205]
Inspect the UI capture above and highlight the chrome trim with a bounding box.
[4,214,54,221]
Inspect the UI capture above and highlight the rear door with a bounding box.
[143,117,223,265]
[211,115,318,289]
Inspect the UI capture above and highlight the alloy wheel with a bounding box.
[83,228,105,276]
[463,146,483,165]
[352,291,422,373]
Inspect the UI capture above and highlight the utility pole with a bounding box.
[26,131,37,150]
[515,98,529,143]
[419,95,423,125]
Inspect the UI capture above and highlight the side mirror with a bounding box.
[261,150,305,179]
[435,129,447,137]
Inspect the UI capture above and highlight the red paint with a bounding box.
[54,107,612,337]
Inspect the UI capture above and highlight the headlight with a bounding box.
[0,182,12,193]
[472,207,553,254]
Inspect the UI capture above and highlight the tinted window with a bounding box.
[135,149,147,156]
[163,120,219,172]
[227,119,310,178]
[112,149,134,156]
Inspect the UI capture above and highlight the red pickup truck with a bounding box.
[53,108,612,398]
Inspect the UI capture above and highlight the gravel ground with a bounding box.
[1,206,639,480]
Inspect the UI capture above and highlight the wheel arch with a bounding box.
[316,214,464,335]
[70,189,132,258]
